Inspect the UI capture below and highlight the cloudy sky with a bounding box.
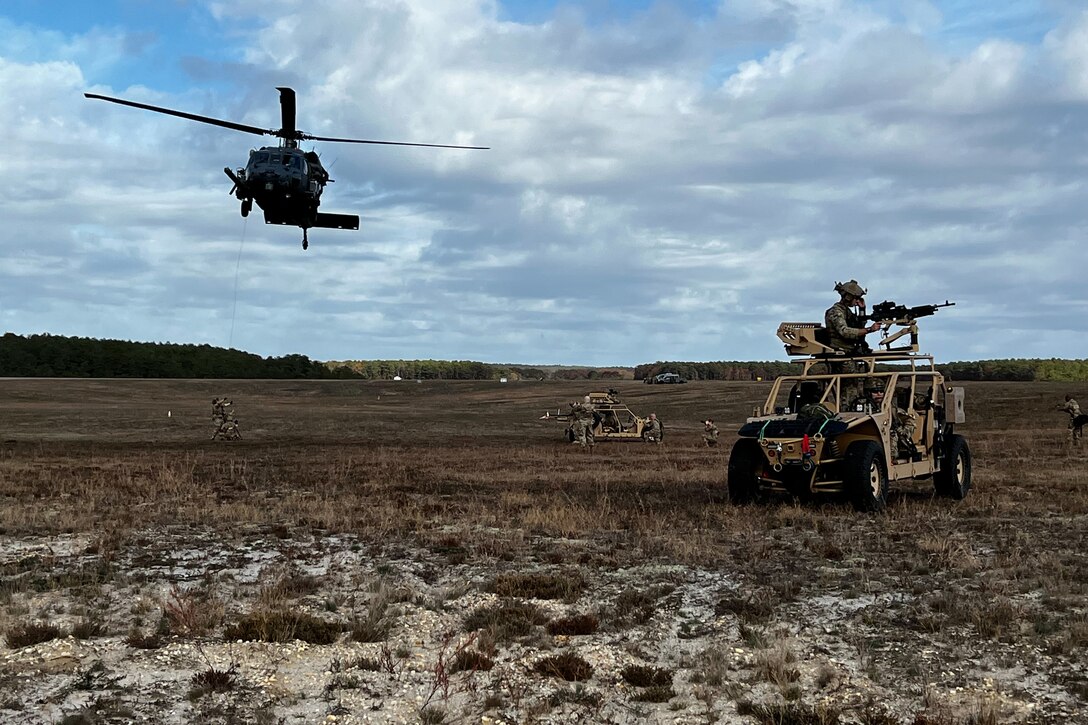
[2,0,1086,365]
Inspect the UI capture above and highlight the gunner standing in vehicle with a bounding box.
[825,280,882,353]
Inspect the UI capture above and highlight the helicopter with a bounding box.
[84,87,488,249]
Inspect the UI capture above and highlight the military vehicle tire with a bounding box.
[844,440,888,512]
[934,434,971,499]
[727,439,764,504]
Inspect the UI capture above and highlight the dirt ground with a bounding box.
[0,378,1085,724]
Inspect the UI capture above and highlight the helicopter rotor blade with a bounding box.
[300,133,488,149]
[84,93,274,137]
[277,87,297,139]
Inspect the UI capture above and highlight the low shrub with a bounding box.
[546,613,599,636]
[224,610,341,644]
[534,652,593,681]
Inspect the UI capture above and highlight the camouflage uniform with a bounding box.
[570,400,595,447]
[644,415,662,444]
[1060,396,1083,443]
[826,281,874,403]
[702,420,719,447]
[213,414,242,441]
[824,302,871,353]
[211,397,227,426]
[867,385,914,460]
[890,407,916,460]
[211,398,240,441]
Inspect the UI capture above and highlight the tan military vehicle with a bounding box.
[541,389,653,442]
[728,318,970,511]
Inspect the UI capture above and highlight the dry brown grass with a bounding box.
[5,621,64,649]
[462,599,546,642]
[533,651,593,681]
[222,610,341,644]
[1,378,1086,719]
[546,613,599,636]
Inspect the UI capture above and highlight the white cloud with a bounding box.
[2,1,1087,364]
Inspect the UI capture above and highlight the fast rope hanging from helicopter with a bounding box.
[228,217,247,349]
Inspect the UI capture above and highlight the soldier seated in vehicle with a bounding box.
[868,384,917,461]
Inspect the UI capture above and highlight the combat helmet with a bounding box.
[834,280,867,298]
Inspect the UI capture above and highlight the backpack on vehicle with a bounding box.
[798,403,836,421]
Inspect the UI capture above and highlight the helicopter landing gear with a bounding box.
[302,228,309,251]
[240,198,252,218]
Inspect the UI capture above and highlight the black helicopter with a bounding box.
[84,87,487,249]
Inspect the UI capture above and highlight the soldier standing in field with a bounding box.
[825,280,882,354]
[211,397,241,441]
[644,413,663,444]
[1058,394,1083,444]
[702,419,719,447]
[569,395,595,448]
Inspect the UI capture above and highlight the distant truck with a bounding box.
[644,372,687,385]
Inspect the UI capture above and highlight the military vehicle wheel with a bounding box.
[934,434,971,499]
[727,439,764,504]
[845,440,888,512]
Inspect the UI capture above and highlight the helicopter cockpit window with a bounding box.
[253,152,270,165]
[270,153,282,165]
[289,155,301,169]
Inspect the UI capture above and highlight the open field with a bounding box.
[1,378,1086,724]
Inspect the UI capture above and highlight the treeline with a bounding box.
[939,359,1088,382]
[0,333,344,379]
[324,359,549,381]
[4,333,1087,382]
[636,361,796,381]
[326,361,634,381]
[638,359,1088,382]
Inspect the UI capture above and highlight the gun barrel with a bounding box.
[869,299,956,322]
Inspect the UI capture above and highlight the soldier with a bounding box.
[211,398,240,441]
[702,419,719,447]
[825,280,882,353]
[869,383,915,460]
[1058,394,1083,444]
[644,413,663,444]
[214,413,243,441]
[569,395,595,448]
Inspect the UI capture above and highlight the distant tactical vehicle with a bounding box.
[645,372,687,384]
[728,305,969,511]
[541,390,654,442]
[84,87,487,249]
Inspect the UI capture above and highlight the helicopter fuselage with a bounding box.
[224,146,358,243]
